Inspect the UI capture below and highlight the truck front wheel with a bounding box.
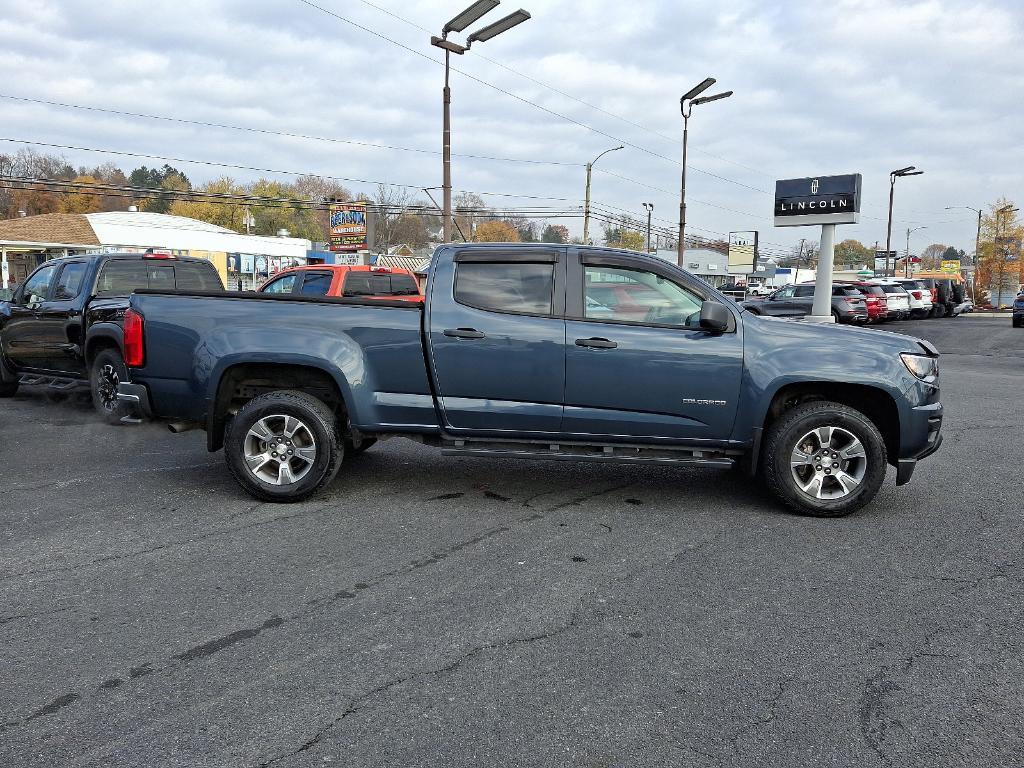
[761,401,887,517]
[224,390,344,503]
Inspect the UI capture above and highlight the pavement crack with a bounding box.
[727,676,794,756]
[253,608,583,767]
[858,668,904,767]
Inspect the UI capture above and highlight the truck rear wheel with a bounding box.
[761,400,887,517]
[0,382,18,397]
[224,390,343,503]
[91,348,127,424]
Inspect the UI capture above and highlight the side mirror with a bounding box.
[699,300,730,333]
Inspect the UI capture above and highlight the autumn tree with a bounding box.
[453,192,487,242]
[474,220,520,242]
[57,176,104,214]
[294,174,352,242]
[918,243,948,270]
[977,198,1023,306]
[834,238,872,267]
[541,224,569,244]
[169,177,248,230]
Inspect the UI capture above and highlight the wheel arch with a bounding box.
[84,325,123,366]
[208,362,350,452]
[761,381,900,464]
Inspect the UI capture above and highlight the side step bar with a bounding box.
[18,374,86,391]
[442,438,737,467]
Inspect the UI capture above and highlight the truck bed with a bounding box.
[129,289,435,432]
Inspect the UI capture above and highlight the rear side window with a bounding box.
[52,262,88,300]
[794,285,815,297]
[834,286,862,297]
[174,262,223,291]
[342,271,420,298]
[454,262,553,315]
[300,272,333,296]
[95,261,151,296]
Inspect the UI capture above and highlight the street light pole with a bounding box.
[582,145,623,245]
[642,202,654,253]
[885,166,924,277]
[905,225,926,277]
[677,78,732,266]
[432,2,531,243]
[944,205,983,299]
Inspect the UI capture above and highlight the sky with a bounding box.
[0,0,1022,259]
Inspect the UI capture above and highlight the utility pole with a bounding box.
[642,202,654,253]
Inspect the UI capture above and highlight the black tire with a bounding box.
[345,437,377,456]
[0,382,17,397]
[761,400,887,517]
[90,348,127,425]
[831,309,841,323]
[1013,316,1022,328]
[224,390,343,503]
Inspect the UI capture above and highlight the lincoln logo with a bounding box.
[810,179,819,194]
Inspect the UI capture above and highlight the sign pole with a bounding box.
[809,223,836,322]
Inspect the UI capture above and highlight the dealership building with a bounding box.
[0,210,312,289]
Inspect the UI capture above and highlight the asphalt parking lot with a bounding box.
[1,316,1022,768]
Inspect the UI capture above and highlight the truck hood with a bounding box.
[742,311,938,357]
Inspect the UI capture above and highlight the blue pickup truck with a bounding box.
[117,243,943,517]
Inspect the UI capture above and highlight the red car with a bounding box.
[257,265,423,302]
[837,281,889,323]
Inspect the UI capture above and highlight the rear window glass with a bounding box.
[900,281,921,290]
[95,259,223,296]
[833,286,863,297]
[343,272,420,297]
[879,284,906,294]
[454,262,553,315]
[300,272,333,296]
[174,262,223,291]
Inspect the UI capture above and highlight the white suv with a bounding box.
[870,279,912,320]
[895,279,933,319]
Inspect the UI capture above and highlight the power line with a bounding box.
[293,0,765,193]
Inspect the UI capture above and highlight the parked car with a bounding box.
[0,251,223,420]
[917,276,961,317]
[836,281,888,323]
[741,283,869,324]
[745,283,773,297]
[871,280,912,320]
[258,264,422,302]
[894,279,933,318]
[1012,292,1024,328]
[117,243,942,517]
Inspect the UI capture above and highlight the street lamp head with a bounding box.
[691,90,733,106]
[681,77,716,104]
[998,204,1019,214]
[902,170,924,176]
[892,166,916,176]
[442,0,500,36]
[466,8,530,44]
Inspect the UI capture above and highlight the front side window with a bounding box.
[52,262,88,300]
[773,286,795,300]
[262,274,297,294]
[583,265,702,327]
[454,262,554,315]
[22,263,59,303]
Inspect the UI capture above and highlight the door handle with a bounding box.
[443,327,486,339]
[575,337,617,349]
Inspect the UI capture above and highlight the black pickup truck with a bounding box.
[0,252,222,420]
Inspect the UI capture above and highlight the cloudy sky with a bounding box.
[1,0,1022,257]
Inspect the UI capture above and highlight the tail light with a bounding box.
[143,249,176,259]
[931,288,938,302]
[911,290,922,299]
[123,309,145,367]
[370,266,393,273]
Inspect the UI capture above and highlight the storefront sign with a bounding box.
[329,201,369,252]
[774,174,862,227]
[940,259,961,274]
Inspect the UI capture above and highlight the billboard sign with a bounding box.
[940,259,961,274]
[727,231,758,274]
[774,174,862,227]
[329,201,369,252]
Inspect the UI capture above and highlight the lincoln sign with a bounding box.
[774,174,862,227]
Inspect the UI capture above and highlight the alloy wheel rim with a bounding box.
[790,426,867,500]
[98,364,119,411]
[243,414,317,486]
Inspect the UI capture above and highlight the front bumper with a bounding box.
[116,381,152,423]
[895,407,943,485]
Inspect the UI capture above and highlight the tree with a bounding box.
[541,224,569,244]
[474,220,520,242]
[977,198,1022,307]
[169,177,247,231]
[918,243,948,270]
[294,174,352,243]
[834,238,872,266]
[453,192,487,242]
[391,211,431,248]
[615,230,645,252]
[57,176,104,214]
[372,184,412,251]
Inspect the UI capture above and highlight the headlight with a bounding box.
[900,353,938,384]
